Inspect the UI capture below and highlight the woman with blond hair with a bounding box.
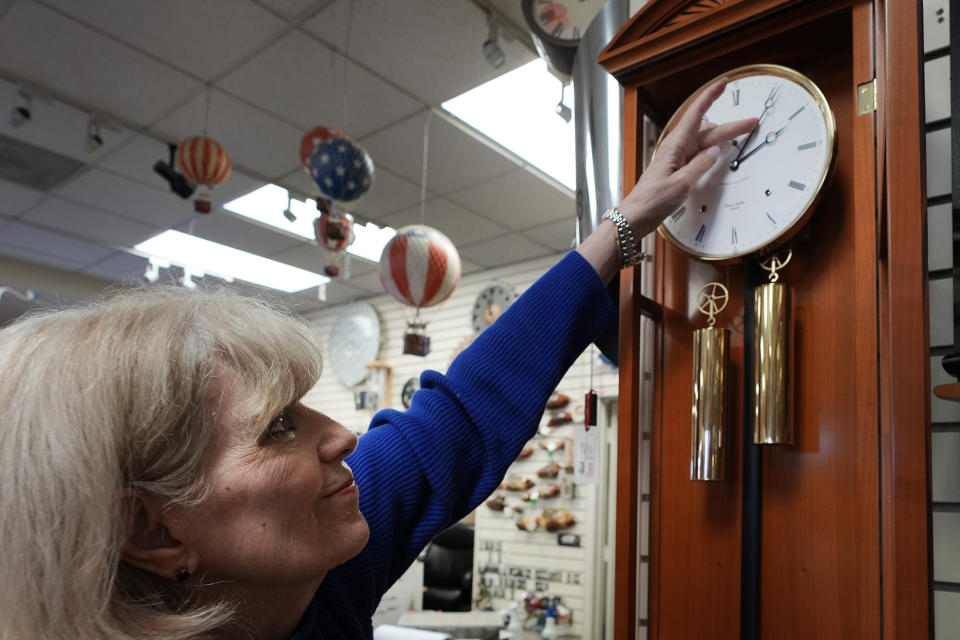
[0,81,750,639]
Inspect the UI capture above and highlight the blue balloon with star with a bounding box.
[309,138,375,202]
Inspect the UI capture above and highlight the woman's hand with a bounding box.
[618,79,756,236]
[578,78,756,283]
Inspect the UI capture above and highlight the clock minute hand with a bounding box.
[730,84,779,171]
[736,122,790,165]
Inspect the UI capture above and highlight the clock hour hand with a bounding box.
[730,84,779,171]
[736,122,790,165]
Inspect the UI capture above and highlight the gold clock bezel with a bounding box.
[654,63,838,262]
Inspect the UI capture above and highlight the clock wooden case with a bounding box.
[598,1,928,639]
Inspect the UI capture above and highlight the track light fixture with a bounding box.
[9,89,31,128]
[555,82,572,123]
[153,143,195,199]
[86,118,103,153]
[482,12,505,69]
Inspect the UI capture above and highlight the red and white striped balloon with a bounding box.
[379,225,461,309]
[176,136,231,188]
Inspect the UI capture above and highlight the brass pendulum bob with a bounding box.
[753,249,793,444]
[690,282,730,481]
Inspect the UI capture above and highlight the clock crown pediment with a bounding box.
[599,0,801,78]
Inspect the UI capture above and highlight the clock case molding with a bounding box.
[598,1,929,639]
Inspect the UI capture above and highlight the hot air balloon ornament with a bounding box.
[175,136,231,213]
[309,137,374,203]
[379,225,461,356]
[313,211,355,278]
[299,125,346,175]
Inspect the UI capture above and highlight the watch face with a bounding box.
[472,284,517,333]
[522,0,604,44]
[658,64,836,261]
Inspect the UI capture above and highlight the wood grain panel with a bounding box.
[758,21,882,637]
[615,86,642,640]
[655,249,744,639]
[877,0,933,636]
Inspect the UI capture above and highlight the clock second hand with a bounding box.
[730,84,779,171]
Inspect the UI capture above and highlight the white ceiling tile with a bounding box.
[0,177,44,217]
[81,250,150,283]
[0,77,137,165]
[254,0,328,21]
[302,0,537,104]
[448,168,575,230]
[459,258,482,275]
[0,220,114,266]
[0,2,201,123]
[457,232,555,268]
[153,89,303,179]
[39,0,287,81]
[342,269,387,294]
[0,239,88,271]
[521,218,577,252]
[315,281,373,306]
[380,197,506,247]
[23,197,157,248]
[96,134,187,191]
[217,31,421,136]
[54,168,192,229]
[360,113,519,194]
[176,213,304,257]
[269,241,380,276]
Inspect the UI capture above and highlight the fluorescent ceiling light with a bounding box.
[223,184,395,262]
[442,58,575,189]
[134,230,329,293]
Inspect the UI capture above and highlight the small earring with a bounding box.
[174,567,192,582]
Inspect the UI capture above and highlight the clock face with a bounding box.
[401,377,420,409]
[522,0,605,44]
[658,65,836,261]
[327,303,381,388]
[471,283,517,333]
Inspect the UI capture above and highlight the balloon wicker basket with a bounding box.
[403,322,430,357]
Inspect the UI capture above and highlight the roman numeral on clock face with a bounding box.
[695,225,706,243]
[670,206,687,221]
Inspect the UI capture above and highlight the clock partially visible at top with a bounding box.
[657,64,837,262]
[521,0,607,76]
[472,283,517,333]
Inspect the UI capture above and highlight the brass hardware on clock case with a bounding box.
[753,250,794,444]
[690,282,730,481]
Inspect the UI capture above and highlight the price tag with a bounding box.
[574,424,599,484]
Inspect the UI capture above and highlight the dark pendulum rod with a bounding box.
[741,258,763,640]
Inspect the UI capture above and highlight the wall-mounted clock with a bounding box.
[656,64,837,261]
[401,377,420,409]
[472,282,517,333]
[327,302,381,388]
[521,0,607,76]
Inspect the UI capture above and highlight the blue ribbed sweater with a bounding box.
[289,252,616,639]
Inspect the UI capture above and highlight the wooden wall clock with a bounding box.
[598,1,929,639]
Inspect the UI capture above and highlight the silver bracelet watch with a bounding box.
[602,207,645,269]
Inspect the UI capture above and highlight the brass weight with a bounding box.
[690,282,730,481]
[753,251,793,444]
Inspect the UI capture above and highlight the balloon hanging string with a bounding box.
[339,0,355,130]
[419,111,432,226]
[203,86,211,137]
